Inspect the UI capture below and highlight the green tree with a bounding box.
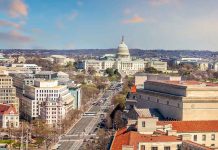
[105,68,114,76]
[112,94,126,109]
[145,67,161,73]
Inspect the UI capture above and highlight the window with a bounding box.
[211,134,215,140]
[167,101,169,105]
[164,147,170,150]
[140,145,145,150]
[202,135,206,141]
[211,144,215,147]
[151,147,158,150]
[142,121,145,127]
[194,135,197,141]
[177,144,181,150]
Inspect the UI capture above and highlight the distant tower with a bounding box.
[116,36,130,60]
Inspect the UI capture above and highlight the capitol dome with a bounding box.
[117,36,130,59]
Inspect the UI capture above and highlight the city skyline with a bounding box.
[1,0,218,50]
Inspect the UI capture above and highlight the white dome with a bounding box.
[117,36,130,58]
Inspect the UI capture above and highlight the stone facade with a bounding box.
[135,81,218,121]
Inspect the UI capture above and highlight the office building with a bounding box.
[0,74,19,110]
[21,80,74,121]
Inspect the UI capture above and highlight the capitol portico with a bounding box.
[83,37,167,75]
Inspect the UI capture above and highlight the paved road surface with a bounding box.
[56,82,121,150]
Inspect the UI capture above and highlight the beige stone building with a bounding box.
[0,104,19,128]
[0,74,19,110]
[134,73,181,89]
[110,117,212,150]
[134,80,218,121]
[158,120,218,149]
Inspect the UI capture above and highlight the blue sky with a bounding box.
[1,0,218,50]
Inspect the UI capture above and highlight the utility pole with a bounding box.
[20,122,24,150]
[26,128,28,150]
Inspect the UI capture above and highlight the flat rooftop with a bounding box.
[147,80,218,87]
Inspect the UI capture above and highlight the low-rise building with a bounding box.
[134,73,181,89]
[11,64,41,73]
[110,117,212,150]
[198,62,209,71]
[0,104,19,128]
[158,120,218,149]
[35,71,57,80]
[51,55,75,65]
[21,80,74,121]
[57,71,70,84]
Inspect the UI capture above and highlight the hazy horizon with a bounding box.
[1,0,218,50]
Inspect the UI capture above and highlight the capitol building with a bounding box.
[83,37,167,75]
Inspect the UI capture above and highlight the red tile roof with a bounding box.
[0,104,17,115]
[111,128,181,150]
[158,121,218,132]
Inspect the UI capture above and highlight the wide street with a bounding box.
[55,82,122,150]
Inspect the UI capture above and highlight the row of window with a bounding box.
[36,90,59,93]
[140,145,179,150]
[145,96,180,108]
[193,134,215,141]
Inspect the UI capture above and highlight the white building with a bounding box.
[83,37,167,75]
[50,55,75,65]
[214,62,218,71]
[21,80,74,121]
[11,64,41,73]
[0,104,19,128]
[40,98,67,127]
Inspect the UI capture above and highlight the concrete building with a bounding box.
[11,64,41,73]
[214,62,218,71]
[0,66,33,74]
[57,71,70,84]
[68,84,81,109]
[198,62,209,71]
[10,73,36,97]
[35,71,57,80]
[83,37,167,75]
[110,117,212,150]
[0,53,9,63]
[40,98,68,127]
[0,104,19,128]
[51,55,75,65]
[21,80,74,121]
[175,57,202,65]
[158,120,218,149]
[134,73,181,89]
[131,80,218,121]
[146,60,167,72]
[0,74,19,110]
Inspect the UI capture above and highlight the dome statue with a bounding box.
[117,36,130,60]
